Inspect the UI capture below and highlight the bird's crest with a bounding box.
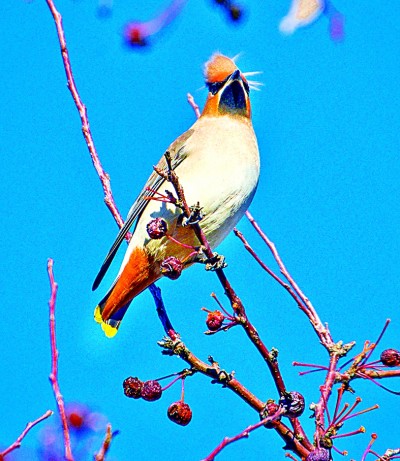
[204,53,263,92]
[204,53,237,84]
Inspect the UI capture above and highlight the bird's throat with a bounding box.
[219,80,247,116]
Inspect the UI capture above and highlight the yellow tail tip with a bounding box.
[94,305,103,324]
[94,305,118,338]
[101,322,118,338]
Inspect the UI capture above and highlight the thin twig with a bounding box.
[45,0,127,233]
[314,353,341,440]
[149,283,178,339]
[234,228,309,314]
[47,259,74,461]
[245,210,334,349]
[94,424,113,461]
[201,408,285,461]
[0,410,53,459]
[187,92,201,118]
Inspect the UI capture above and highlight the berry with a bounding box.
[206,310,225,331]
[306,448,330,461]
[160,256,183,280]
[123,376,143,399]
[141,380,163,401]
[380,348,400,367]
[167,401,192,426]
[279,391,305,418]
[146,218,168,239]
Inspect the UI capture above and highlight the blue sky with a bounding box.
[1,1,400,460]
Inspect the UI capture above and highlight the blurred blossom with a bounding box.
[65,403,106,433]
[329,12,344,41]
[280,0,344,41]
[212,0,245,23]
[279,0,324,34]
[38,403,107,461]
[124,0,187,48]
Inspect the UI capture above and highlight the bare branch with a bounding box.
[245,210,334,349]
[187,92,201,119]
[47,258,74,461]
[201,409,285,461]
[45,0,126,232]
[0,410,53,459]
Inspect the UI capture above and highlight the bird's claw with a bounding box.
[195,249,227,271]
[182,202,205,226]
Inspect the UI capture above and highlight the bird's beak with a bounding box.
[218,69,250,115]
[203,68,251,118]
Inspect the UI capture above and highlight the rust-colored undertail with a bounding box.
[94,247,158,337]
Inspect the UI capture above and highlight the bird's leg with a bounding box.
[182,202,204,226]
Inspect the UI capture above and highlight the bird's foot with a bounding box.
[195,248,227,271]
[182,202,205,226]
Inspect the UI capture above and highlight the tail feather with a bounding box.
[94,295,132,338]
[93,247,159,337]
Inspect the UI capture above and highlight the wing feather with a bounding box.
[92,129,193,290]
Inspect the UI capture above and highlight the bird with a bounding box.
[93,53,261,337]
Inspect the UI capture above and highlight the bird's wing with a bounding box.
[92,129,194,291]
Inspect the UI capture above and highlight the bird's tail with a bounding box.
[94,290,132,338]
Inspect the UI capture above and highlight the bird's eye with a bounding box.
[206,79,227,95]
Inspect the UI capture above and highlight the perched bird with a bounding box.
[93,53,261,337]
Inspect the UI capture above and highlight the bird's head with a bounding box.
[202,53,252,119]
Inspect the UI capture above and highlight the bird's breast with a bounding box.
[176,114,260,247]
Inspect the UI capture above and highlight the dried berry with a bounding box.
[206,310,225,331]
[141,380,163,401]
[306,448,330,461]
[123,376,143,399]
[167,401,192,426]
[380,348,400,367]
[260,400,281,428]
[146,218,168,239]
[279,391,305,418]
[160,256,183,280]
